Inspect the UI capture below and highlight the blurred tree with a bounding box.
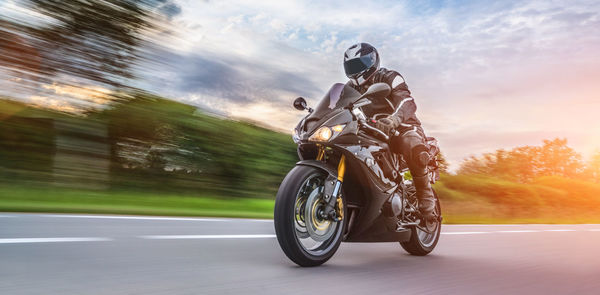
[584,151,600,183]
[435,152,449,174]
[24,0,166,86]
[146,149,167,171]
[506,146,541,182]
[95,92,297,196]
[490,149,511,178]
[538,138,582,178]
[99,92,195,171]
[457,153,495,176]
[457,139,582,181]
[0,20,42,85]
[0,116,56,182]
[1,0,177,91]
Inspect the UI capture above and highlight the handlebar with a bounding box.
[358,120,399,141]
[350,101,399,141]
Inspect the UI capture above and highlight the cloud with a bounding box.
[157,1,182,20]
[140,48,323,104]
[144,0,600,168]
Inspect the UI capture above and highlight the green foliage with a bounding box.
[1,95,297,198]
[0,185,274,218]
[583,151,600,182]
[435,173,600,223]
[537,139,583,178]
[0,116,55,181]
[458,138,588,182]
[449,137,600,221]
[439,174,544,210]
[533,176,600,208]
[100,93,298,197]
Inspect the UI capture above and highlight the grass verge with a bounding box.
[0,186,274,219]
[2,184,599,224]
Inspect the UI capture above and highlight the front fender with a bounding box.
[296,160,337,177]
[296,160,338,201]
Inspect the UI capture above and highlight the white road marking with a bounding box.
[27,215,600,226]
[442,224,532,227]
[497,230,540,233]
[444,224,598,227]
[10,214,600,238]
[0,237,112,244]
[442,229,584,235]
[140,234,276,240]
[441,232,490,235]
[40,214,271,222]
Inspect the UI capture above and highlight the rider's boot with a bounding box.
[396,128,438,231]
[412,172,437,231]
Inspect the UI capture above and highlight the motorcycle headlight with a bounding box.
[309,126,332,142]
[308,124,345,142]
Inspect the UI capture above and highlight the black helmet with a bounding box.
[343,43,380,86]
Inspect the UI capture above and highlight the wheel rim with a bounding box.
[293,173,343,256]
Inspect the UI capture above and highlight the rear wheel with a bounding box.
[400,189,441,256]
[274,165,345,267]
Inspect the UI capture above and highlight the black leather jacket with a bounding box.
[348,68,421,128]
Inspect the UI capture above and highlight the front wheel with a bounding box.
[400,189,441,256]
[274,165,345,267]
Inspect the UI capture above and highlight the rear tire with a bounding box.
[274,165,345,267]
[400,189,441,256]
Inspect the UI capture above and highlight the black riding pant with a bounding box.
[390,126,429,177]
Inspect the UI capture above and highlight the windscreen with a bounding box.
[307,83,361,122]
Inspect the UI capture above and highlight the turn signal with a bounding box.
[332,124,345,132]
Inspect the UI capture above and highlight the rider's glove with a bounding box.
[376,115,401,135]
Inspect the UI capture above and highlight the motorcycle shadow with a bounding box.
[309,245,452,270]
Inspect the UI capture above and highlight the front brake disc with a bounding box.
[304,189,336,242]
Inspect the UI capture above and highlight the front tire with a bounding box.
[274,165,345,267]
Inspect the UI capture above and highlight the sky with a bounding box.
[3,0,600,169]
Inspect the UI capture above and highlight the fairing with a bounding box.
[293,83,409,242]
[296,83,361,137]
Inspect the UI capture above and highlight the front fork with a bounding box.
[317,144,345,221]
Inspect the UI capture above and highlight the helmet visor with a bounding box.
[344,55,375,77]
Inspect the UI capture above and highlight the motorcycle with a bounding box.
[274,82,442,267]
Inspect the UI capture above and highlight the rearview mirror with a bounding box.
[358,82,391,101]
[293,97,312,112]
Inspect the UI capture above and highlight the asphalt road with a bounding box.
[1,213,599,295]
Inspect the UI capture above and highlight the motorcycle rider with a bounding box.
[343,42,437,226]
